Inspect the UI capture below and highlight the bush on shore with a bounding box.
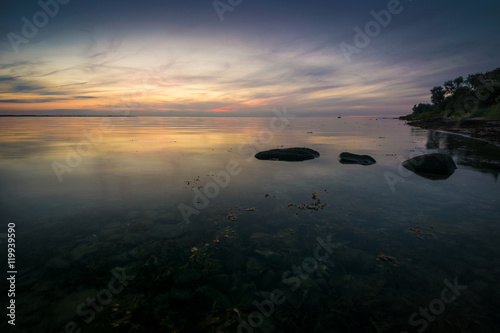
[402,67,500,120]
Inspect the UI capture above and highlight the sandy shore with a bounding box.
[404,118,500,145]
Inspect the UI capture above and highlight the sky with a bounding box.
[0,0,499,117]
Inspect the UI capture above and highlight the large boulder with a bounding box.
[338,152,376,165]
[402,153,457,179]
[255,147,320,161]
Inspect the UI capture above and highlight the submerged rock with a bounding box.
[246,256,269,278]
[211,274,231,292]
[402,153,457,179]
[174,270,202,288]
[45,256,70,269]
[254,249,283,264]
[338,152,376,165]
[71,242,100,261]
[193,285,233,309]
[249,233,274,246]
[224,250,247,272]
[145,223,188,239]
[255,147,320,161]
[53,289,99,326]
[169,288,192,302]
[229,271,258,306]
[257,269,280,290]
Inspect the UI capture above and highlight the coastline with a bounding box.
[403,118,500,146]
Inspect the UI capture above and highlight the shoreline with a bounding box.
[403,118,500,146]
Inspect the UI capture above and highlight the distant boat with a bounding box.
[338,115,341,118]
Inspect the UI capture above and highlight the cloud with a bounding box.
[0,99,61,103]
[0,96,97,103]
[0,0,499,116]
[14,84,45,92]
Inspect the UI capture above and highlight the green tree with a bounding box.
[412,103,433,114]
[466,73,483,90]
[443,80,455,94]
[410,67,500,118]
[453,76,464,89]
[430,86,445,107]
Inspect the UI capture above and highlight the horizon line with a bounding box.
[0,114,403,118]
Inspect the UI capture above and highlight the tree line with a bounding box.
[411,67,500,116]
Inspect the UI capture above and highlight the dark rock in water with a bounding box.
[246,256,269,278]
[146,223,187,239]
[335,248,375,274]
[192,285,233,309]
[249,232,274,246]
[169,288,192,302]
[254,249,283,265]
[257,269,280,290]
[255,147,320,161]
[174,270,202,288]
[229,271,258,306]
[211,274,231,292]
[338,152,376,165]
[402,153,457,179]
[223,250,247,272]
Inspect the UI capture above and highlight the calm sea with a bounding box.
[1,116,499,332]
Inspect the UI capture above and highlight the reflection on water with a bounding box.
[420,129,500,180]
[0,117,499,332]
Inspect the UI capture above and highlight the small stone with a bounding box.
[255,147,320,161]
[338,152,376,165]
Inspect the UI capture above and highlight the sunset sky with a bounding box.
[0,0,499,116]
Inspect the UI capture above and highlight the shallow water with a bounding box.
[1,116,499,332]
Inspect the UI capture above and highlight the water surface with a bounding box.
[1,116,499,332]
